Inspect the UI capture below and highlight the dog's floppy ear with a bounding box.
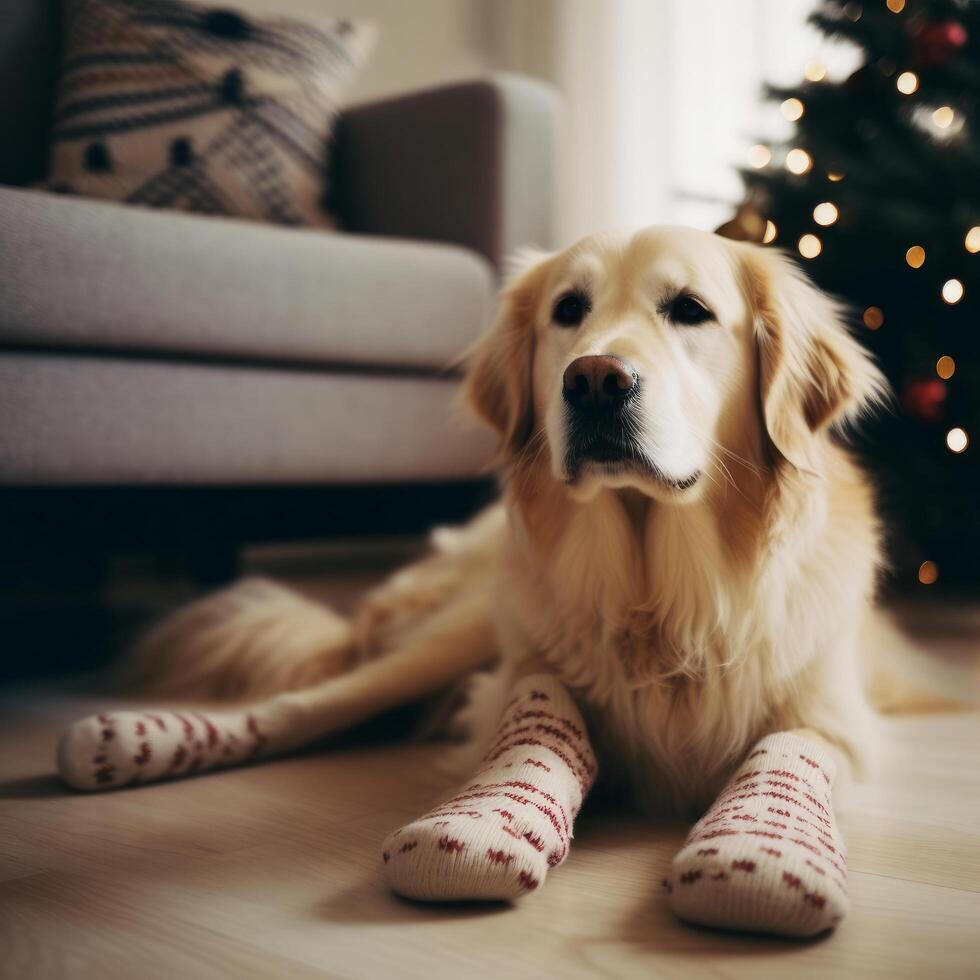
[458,250,554,464]
[742,245,887,474]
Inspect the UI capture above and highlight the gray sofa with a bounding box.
[0,1,557,490]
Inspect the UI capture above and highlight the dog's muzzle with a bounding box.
[562,354,642,473]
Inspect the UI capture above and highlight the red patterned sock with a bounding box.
[664,732,848,937]
[57,703,293,790]
[382,674,597,901]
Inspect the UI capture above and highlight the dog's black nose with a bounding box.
[562,355,637,410]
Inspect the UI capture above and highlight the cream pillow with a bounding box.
[41,0,376,227]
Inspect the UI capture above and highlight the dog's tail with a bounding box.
[122,577,357,700]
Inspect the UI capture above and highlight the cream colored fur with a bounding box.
[131,226,919,816]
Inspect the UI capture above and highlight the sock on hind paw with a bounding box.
[664,732,848,938]
[57,706,278,790]
[381,674,597,902]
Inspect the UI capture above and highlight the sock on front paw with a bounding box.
[382,674,597,902]
[57,703,289,790]
[664,732,848,938]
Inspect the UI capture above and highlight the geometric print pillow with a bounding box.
[40,0,376,228]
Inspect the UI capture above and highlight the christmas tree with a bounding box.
[726,0,980,592]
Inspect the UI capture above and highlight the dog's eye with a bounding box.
[552,291,590,327]
[669,294,713,325]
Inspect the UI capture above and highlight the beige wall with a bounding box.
[249,0,513,105]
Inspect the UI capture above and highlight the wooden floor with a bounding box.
[1,556,979,978]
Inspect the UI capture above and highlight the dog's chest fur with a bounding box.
[501,485,836,815]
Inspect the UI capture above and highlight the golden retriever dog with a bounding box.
[60,226,918,938]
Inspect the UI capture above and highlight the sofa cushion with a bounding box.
[38,0,375,227]
[0,352,493,484]
[0,187,496,371]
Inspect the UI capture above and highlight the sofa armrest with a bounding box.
[333,73,558,272]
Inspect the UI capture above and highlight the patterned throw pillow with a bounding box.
[40,0,375,227]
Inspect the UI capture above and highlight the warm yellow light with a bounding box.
[763,220,777,244]
[917,560,938,585]
[747,144,771,168]
[827,171,845,182]
[781,98,805,121]
[933,106,955,129]
[905,245,926,268]
[965,226,980,253]
[798,234,822,259]
[946,427,968,453]
[936,355,956,380]
[942,278,964,304]
[804,59,827,82]
[887,0,905,12]
[863,306,884,330]
[813,202,839,226]
[786,148,813,175]
[896,71,919,95]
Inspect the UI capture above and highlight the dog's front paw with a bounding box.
[380,676,595,903]
[382,808,550,902]
[664,732,848,938]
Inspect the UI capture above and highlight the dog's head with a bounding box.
[462,226,885,503]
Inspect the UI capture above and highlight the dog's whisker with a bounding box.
[512,428,549,493]
[712,443,764,478]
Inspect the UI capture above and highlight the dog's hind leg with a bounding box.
[57,584,498,791]
[353,505,506,660]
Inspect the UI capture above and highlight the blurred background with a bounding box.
[1,0,978,683]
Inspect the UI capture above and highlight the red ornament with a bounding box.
[903,378,947,421]
[913,20,968,68]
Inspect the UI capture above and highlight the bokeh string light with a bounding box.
[896,71,919,94]
[942,278,964,304]
[936,355,956,380]
[813,202,839,225]
[964,226,980,253]
[804,59,826,82]
[785,148,813,174]
[781,98,805,121]
[905,245,925,268]
[798,233,822,258]
[946,427,969,453]
[763,220,777,244]
[917,560,938,585]
[747,144,771,168]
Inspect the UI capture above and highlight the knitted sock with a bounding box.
[664,732,848,938]
[382,674,597,902]
[57,701,298,790]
